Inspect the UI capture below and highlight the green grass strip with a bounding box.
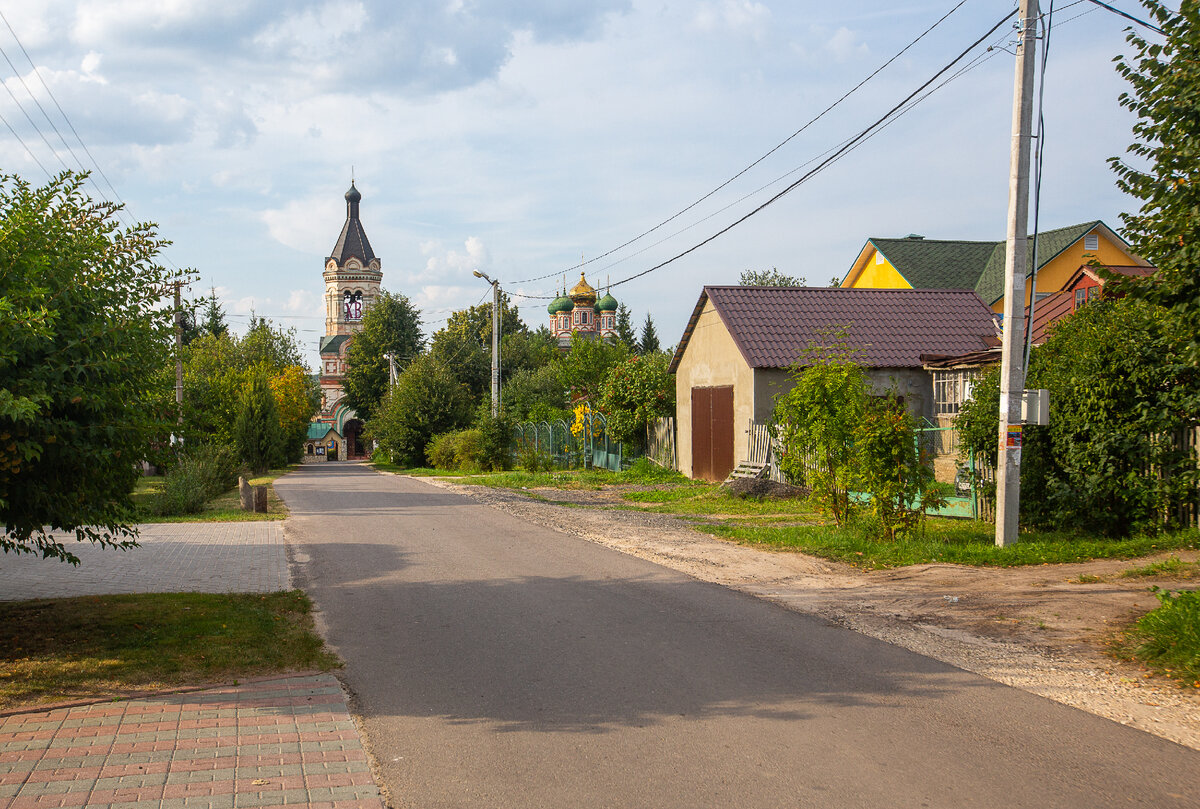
[0,591,340,710]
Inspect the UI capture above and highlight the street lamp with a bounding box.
[473,270,501,418]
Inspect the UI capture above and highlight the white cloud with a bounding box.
[418,237,491,281]
[693,1,771,37]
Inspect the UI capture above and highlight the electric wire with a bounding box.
[507,0,978,285]
[507,8,1020,301]
[1084,0,1166,34]
[1025,0,1056,370]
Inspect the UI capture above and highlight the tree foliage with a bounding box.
[638,313,661,355]
[233,373,286,474]
[739,268,806,286]
[614,303,638,351]
[1108,1,1200,363]
[773,341,865,525]
[596,353,676,445]
[368,354,473,466]
[555,333,630,402]
[342,290,424,423]
[854,395,939,540]
[178,320,314,452]
[957,297,1198,536]
[1,172,180,563]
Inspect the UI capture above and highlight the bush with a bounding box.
[516,438,554,472]
[426,429,485,471]
[1128,587,1200,685]
[369,355,472,467]
[425,432,460,471]
[477,412,513,472]
[155,443,240,516]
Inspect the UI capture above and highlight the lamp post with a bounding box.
[473,270,501,418]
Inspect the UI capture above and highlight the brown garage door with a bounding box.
[691,386,734,482]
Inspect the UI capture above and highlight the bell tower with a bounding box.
[316,181,383,458]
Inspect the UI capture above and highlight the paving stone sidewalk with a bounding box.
[0,674,385,809]
[0,523,289,602]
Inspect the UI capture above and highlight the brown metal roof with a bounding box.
[669,286,999,373]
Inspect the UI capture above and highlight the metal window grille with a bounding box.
[933,369,978,416]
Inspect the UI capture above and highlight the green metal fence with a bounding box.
[513,410,625,472]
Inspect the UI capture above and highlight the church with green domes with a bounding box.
[547,272,619,350]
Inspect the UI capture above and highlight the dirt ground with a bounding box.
[418,477,1200,751]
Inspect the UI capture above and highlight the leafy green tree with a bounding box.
[739,268,806,286]
[369,354,473,466]
[1108,1,1200,364]
[1,171,180,563]
[502,327,557,379]
[958,297,1197,536]
[638,313,661,355]
[270,365,321,464]
[233,371,286,474]
[503,365,568,423]
[178,320,312,450]
[428,294,526,406]
[773,338,865,525]
[342,290,424,423]
[615,303,638,351]
[596,353,676,445]
[555,333,630,401]
[854,394,938,540]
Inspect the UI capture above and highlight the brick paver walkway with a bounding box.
[0,674,384,809]
[0,523,289,602]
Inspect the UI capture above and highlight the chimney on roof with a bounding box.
[905,233,925,240]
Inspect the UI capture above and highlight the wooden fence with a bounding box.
[647,417,677,471]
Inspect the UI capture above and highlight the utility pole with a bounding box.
[995,0,1039,547]
[473,270,501,418]
[385,352,397,387]
[173,280,184,427]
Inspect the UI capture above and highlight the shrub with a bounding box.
[369,355,472,467]
[233,371,286,474]
[425,432,460,471]
[854,395,939,540]
[1128,587,1200,684]
[516,438,554,473]
[154,443,240,516]
[454,429,485,470]
[477,412,513,472]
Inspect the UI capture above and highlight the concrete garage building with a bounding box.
[669,286,1000,482]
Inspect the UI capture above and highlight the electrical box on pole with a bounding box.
[995,0,1039,547]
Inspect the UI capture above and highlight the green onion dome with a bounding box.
[597,292,618,312]
[548,293,572,315]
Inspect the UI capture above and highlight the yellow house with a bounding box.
[840,221,1150,312]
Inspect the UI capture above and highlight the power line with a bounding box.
[0,108,52,178]
[507,0,978,285]
[1084,0,1165,34]
[574,8,1022,297]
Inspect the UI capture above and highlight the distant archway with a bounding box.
[344,419,367,460]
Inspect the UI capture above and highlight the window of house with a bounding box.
[1087,285,1100,301]
[933,369,980,416]
[581,310,590,326]
[1075,288,1087,309]
[875,251,884,265]
[1084,233,1099,251]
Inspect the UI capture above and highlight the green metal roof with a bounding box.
[306,422,335,440]
[870,221,1114,305]
[871,237,998,290]
[972,221,1101,305]
[319,334,351,355]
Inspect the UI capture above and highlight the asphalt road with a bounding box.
[276,463,1199,809]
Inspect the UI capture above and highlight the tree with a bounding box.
[596,353,676,445]
[555,333,630,401]
[739,268,806,286]
[233,372,286,474]
[638,313,661,355]
[178,320,312,450]
[369,354,472,466]
[615,303,638,351]
[957,297,1198,536]
[201,288,228,338]
[1,171,180,563]
[342,290,424,422]
[427,294,526,406]
[502,365,568,423]
[773,337,865,525]
[1108,1,1200,364]
[270,365,321,463]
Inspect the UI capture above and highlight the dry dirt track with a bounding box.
[418,476,1200,752]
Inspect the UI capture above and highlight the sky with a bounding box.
[0,0,1159,370]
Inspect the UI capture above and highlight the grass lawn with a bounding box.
[132,468,293,522]
[0,591,340,711]
[698,521,1200,569]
